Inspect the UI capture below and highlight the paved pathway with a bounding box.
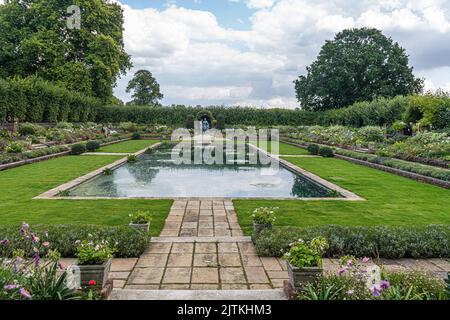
[113,200,288,290]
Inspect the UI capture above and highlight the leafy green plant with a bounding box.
[284,237,329,268]
[85,141,100,152]
[318,146,334,157]
[6,142,24,153]
[129,210,152,224]
[75,239,115,265]
[252,207,277,225]
[132,132,141,140]
[127,154,138,163]
[70,144,86,155]
[307,144,320,155]
[102,168,113,176]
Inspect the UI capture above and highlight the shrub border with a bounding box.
[281,139,450,189]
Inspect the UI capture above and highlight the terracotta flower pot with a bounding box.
[77,258,112,288]
[287,261,322,291]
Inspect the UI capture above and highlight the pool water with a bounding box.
[69,144,336,198]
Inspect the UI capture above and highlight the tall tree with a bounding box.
[126,70,163,106]
[294,28,423,111]
[0,0,132,101]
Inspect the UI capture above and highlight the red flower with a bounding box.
[88,280,97,286]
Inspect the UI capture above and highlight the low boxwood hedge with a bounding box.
[0,224,150,258]
[254,225,449,259]
[335,149,450,181]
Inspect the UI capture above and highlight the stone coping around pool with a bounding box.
[248,143,365,201]
[38,141,364,201]
[33,142,162,199]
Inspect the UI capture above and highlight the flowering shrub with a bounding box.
[75,238,115,265]
[252,207,277,225]
[0,222,76,300]
[284,237,329,268]
[129,211,152,224]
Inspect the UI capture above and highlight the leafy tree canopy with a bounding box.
[126,70,163,106]
[0,0,132,101]
[294,28,423,111]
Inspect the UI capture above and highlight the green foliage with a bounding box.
[307,144,320,155]
[127,154,138,163]
[294,28,423,111]
[75,238,115,265]
[19,123,44,136]
[185,115,196,129]
[335,149,450,181]
[6,142,24,153]
[356,126,385,143]
[0,77,101,123]
[129,211,152,224]
[318,146,334,157]
[0,224,150,258]
[70,143,86,155]
[298,271,446,300]
[131,132,141,140]
[126,70,163,106]
[102,168,113,176]
[85,141,100,152]
[254,225,449,259]
[284,237,329,268]
[252,207,277,225]
[0,0,132,100]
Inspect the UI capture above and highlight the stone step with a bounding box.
[151,236,252,243]
[109,289,287,300]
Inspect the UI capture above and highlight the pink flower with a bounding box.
[362,257,370,263]
[338,266,348,275]
[31,234,40,243]
[371,285,381,297]
[4,284,19,291]
[19,288,32,299]
[21,222,29,235]
[0,239,9,246]
[380,280,390,290]
[42,241,50,247]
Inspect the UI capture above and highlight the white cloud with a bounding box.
[114,0,450,107]
[246,0,275,9]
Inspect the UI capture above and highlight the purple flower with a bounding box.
[31,234,40,243]
[19,288,32,299]
[34,254,40,270]
[362,257,370,263]
[4,284,19,291]
[338,266,348,275]
[0,239,9,246]
[380,280,390,290]
[371,285,381,297]
[20,222,29,235]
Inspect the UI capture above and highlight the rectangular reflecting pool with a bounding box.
[68,143,338,199]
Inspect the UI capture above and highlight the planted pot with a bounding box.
[286,261,322,291]
[78,258,112,288]
[253,223,272,235]
[129,222,150,233]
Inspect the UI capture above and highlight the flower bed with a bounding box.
[254,225,449,259]
[296,257,447,300]
[0,224,149,258]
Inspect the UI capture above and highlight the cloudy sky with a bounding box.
[5,0,450,108]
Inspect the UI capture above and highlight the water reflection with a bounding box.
[70,144,335,198]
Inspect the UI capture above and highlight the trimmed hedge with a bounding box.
[254,225,449,259]
[0,76,101,123]
[70,144,86,155]
[335,149,450,181]
[85,141,100,152]
[0,224,150,258]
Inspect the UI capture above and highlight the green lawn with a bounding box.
[97,139,160,153]
[0,143,172,236]
[257,142,309,155]
[234,152,450,235]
